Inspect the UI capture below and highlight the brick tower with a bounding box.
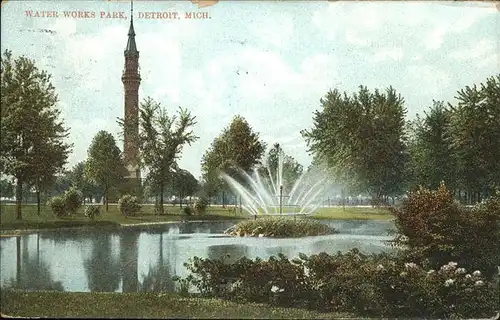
[122,0,141,181]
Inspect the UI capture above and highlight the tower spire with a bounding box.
[125,0,138,55]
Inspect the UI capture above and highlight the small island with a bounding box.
[224,217,336,238]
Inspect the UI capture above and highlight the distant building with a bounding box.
[121,4,141,181]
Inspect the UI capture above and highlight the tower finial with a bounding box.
[125,0,138,55]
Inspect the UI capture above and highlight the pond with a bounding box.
[0,219,395,293]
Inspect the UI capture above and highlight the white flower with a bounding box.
[427,269,435,275]
[474,280,484,286]
[271,285,284,293]
[455,268,466,274]
[444,279,455,287]
[472,270,481,277]
[405,262,418,269]
[465,274,472,279]
[448,261,458,268]
[400,272,407,277]
[376,264,385,271]
[440,265,453,272]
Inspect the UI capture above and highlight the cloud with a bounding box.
[251,13,294,48]
[372,47,404,63]
[407,64,451,97]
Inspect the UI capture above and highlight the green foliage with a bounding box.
[407,101,457,190]
[85,131,127,211]
[201,115,266,202]
[0,49,71,219]
[448,74,500,195]
[173,168,199,201]
[302,86,408,200]
[390,183,500,279]
[226,218,335,238]
[63,187,82,215]
[68,161,102,203]
[49,196,66,217]
[194,197,208,215]
[0,178,14,198]
[258,143,303,194]
[124,97,198,214]
[183,205,193,215]
[118,194,141,216]
[181,251,498,318]
[84,205,101,220]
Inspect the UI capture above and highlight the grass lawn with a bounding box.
[0,290,355,319]
[0,203,246,232]
[0,203,393,232]
[311,206,394,220]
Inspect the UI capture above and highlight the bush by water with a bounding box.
[225,217,335,238]
[179,250,498,318]
[118,194,141,216]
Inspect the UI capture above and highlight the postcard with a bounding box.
[1,0,499,318]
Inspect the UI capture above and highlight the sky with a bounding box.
[1,0,499,179]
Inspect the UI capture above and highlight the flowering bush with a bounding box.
[84,205,100,220]
[118,194,141,216]
[179,250,499,318]
[390,183,500,279]
[63,187,83,215]
[50,196,66,217]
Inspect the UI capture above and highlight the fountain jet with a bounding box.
[221,145,326,217]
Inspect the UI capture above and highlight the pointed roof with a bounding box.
[124,1,138,56]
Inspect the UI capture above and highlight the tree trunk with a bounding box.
[159,182,164,215]
[222,190,226,208]
[15,177,23,220]
[105,186,109,212]
[36,189,41,216]
[179,191,183,208]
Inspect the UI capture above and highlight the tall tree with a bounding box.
[68,161,102,204]
[447,74,500,202]
[0,50,71,220]
[85,131,127,212]
[258,143,304,195]
[125,97,198,215]
[302,86,408,203]
[173,168,199,207]
[407,101,457,191]
[201,115,266,207]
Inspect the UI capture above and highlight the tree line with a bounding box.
[1,49,498,221]
[302,74,500,204]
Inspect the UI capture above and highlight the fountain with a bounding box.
[221,145,326,217]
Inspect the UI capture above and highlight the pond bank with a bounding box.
[0,204,393,235]
[0,290,356,319]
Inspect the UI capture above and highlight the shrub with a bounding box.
[118,194,141,216]
[226,217,335,238]
[389,183,500,279]
[63,187,83,215]
[84,205,100,220]
[194,197,208,215]
[50,196,66,217]
[180,251,499,318]
[183,206,193,215]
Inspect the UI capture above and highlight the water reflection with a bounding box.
[120,232,139,292]
[139,233,175,292]
[83,234,121,292]
[5,235,64,291]
[207,244,249,264]
[0,220,395,293]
